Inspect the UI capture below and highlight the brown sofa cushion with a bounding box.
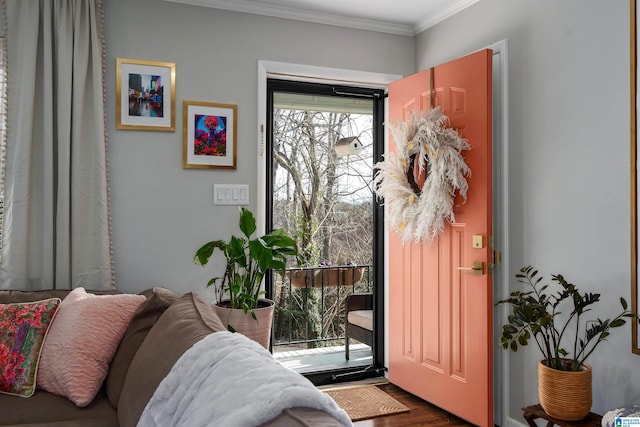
[117,292,226,427]
[0,289,119,304]
[0,290,71,304]
[106,287,178,408]
[0,387,117,427]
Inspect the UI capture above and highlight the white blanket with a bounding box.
[137,331,352,427]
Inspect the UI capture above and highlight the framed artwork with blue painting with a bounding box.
[183,100,237,169]
[116,58,175,131]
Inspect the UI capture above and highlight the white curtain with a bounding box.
[0,0,114,290]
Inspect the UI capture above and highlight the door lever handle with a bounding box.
[456,261,484,275]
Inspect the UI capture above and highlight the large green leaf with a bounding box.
[238,207,257,239]
[249,238,272,272]
[194,240,227,266]
[228,236,247,265]
[270,259,286,271]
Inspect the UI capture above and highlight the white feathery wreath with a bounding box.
[373,107,471,243]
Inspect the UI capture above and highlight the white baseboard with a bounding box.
[504,415,528,427]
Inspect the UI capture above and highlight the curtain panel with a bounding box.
[0,0,114,290]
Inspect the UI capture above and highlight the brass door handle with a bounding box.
[456,261,484,275]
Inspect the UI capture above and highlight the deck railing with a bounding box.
[272,265,373,351]
[272,265,373,349]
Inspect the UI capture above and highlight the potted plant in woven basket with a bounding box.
[497,266,640,421]
[194,207,297,349]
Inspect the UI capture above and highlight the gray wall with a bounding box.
[105,0,639,423]
[103,0,414,300]
[414,0,638,423]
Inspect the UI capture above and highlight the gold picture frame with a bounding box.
[183,100,238,169]
[116,58,176,131]
[631,0,639,355]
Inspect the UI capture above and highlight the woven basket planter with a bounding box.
[538,359,592,421]
[212,299,274,349]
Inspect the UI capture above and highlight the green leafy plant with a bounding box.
[497,265,639,372]
[194,207,298,319]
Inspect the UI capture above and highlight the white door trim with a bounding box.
[485,39,512,427]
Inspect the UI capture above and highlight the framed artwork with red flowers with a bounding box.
[116,58,176,131]
[183,100,238,169]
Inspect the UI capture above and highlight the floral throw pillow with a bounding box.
[0,298,60,397]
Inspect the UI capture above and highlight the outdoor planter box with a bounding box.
[289,266,365,288]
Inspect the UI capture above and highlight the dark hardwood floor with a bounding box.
[352,383,475,427]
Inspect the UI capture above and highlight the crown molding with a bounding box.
[414,0,481,34]
[163,0,416,36]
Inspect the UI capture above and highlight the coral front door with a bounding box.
[387,49,493,427]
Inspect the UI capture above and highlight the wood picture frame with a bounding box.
[116,58,176,131]
[183,100,238,169]
[631,0,639,355]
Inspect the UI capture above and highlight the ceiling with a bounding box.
[163,0,481,36]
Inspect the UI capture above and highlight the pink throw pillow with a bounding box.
[37,288,145,407]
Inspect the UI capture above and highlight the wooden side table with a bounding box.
[522,404,602,427]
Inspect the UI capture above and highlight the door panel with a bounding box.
[388,49,493,427]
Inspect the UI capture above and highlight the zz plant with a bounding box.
[194,207,298,320]
[497,265,639,371]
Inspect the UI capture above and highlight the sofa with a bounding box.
[0,287,348,427]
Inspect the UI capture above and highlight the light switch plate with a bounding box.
[213,184,249,205]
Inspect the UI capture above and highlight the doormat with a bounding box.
[323,384,410,421]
